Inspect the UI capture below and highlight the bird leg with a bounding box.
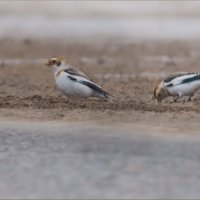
[170,96,179,103]
[188,94,193,101]
[173,96,180,102]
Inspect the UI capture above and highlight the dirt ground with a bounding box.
[1,38,200,132]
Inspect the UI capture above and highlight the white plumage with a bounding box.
[154,72,200,102]
[46,57,113,100]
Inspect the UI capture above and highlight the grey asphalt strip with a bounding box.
[0,121,199,198]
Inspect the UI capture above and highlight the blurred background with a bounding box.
[1,1,200,41]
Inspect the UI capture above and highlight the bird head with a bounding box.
[45,56,65,71]
[153,82,168,103]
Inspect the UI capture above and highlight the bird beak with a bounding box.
[45,61,51,67]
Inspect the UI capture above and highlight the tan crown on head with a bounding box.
[55,56,65,62]
[45,56,65,67]
[153,81,169,103]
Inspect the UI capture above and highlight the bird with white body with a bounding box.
[46,57,113,101]
[154,72,200,103]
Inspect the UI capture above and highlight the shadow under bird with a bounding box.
[154,72,200,103]
[46,57,113,101]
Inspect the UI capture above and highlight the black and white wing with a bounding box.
[163,72,197,83]
[164,72,200,87]
[64,67,89,79]
[64,70,112,100]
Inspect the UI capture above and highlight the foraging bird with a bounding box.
[46,57,113,101]
[154,72,200,103]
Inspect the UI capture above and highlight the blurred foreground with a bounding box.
[1,121,200,198]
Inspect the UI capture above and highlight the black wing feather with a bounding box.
[64,68,88,79]
[181,74,200,84]
[67,75,77,81]
[64,69,79,76]
[164,72,198,83]
[80,80,107,96]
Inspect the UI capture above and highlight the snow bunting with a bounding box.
[46,57,113,100]
[154,72,200,103]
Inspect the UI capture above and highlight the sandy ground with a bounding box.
[1,38,200,132]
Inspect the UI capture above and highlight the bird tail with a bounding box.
[103,92,116,102]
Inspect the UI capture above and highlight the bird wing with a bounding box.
[164,72,200,87]
[81,80,107,94]
[66,74,108,96]
[64,67,89,79]
[164,72,198,83]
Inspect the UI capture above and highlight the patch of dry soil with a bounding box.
[1,38,200,131]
